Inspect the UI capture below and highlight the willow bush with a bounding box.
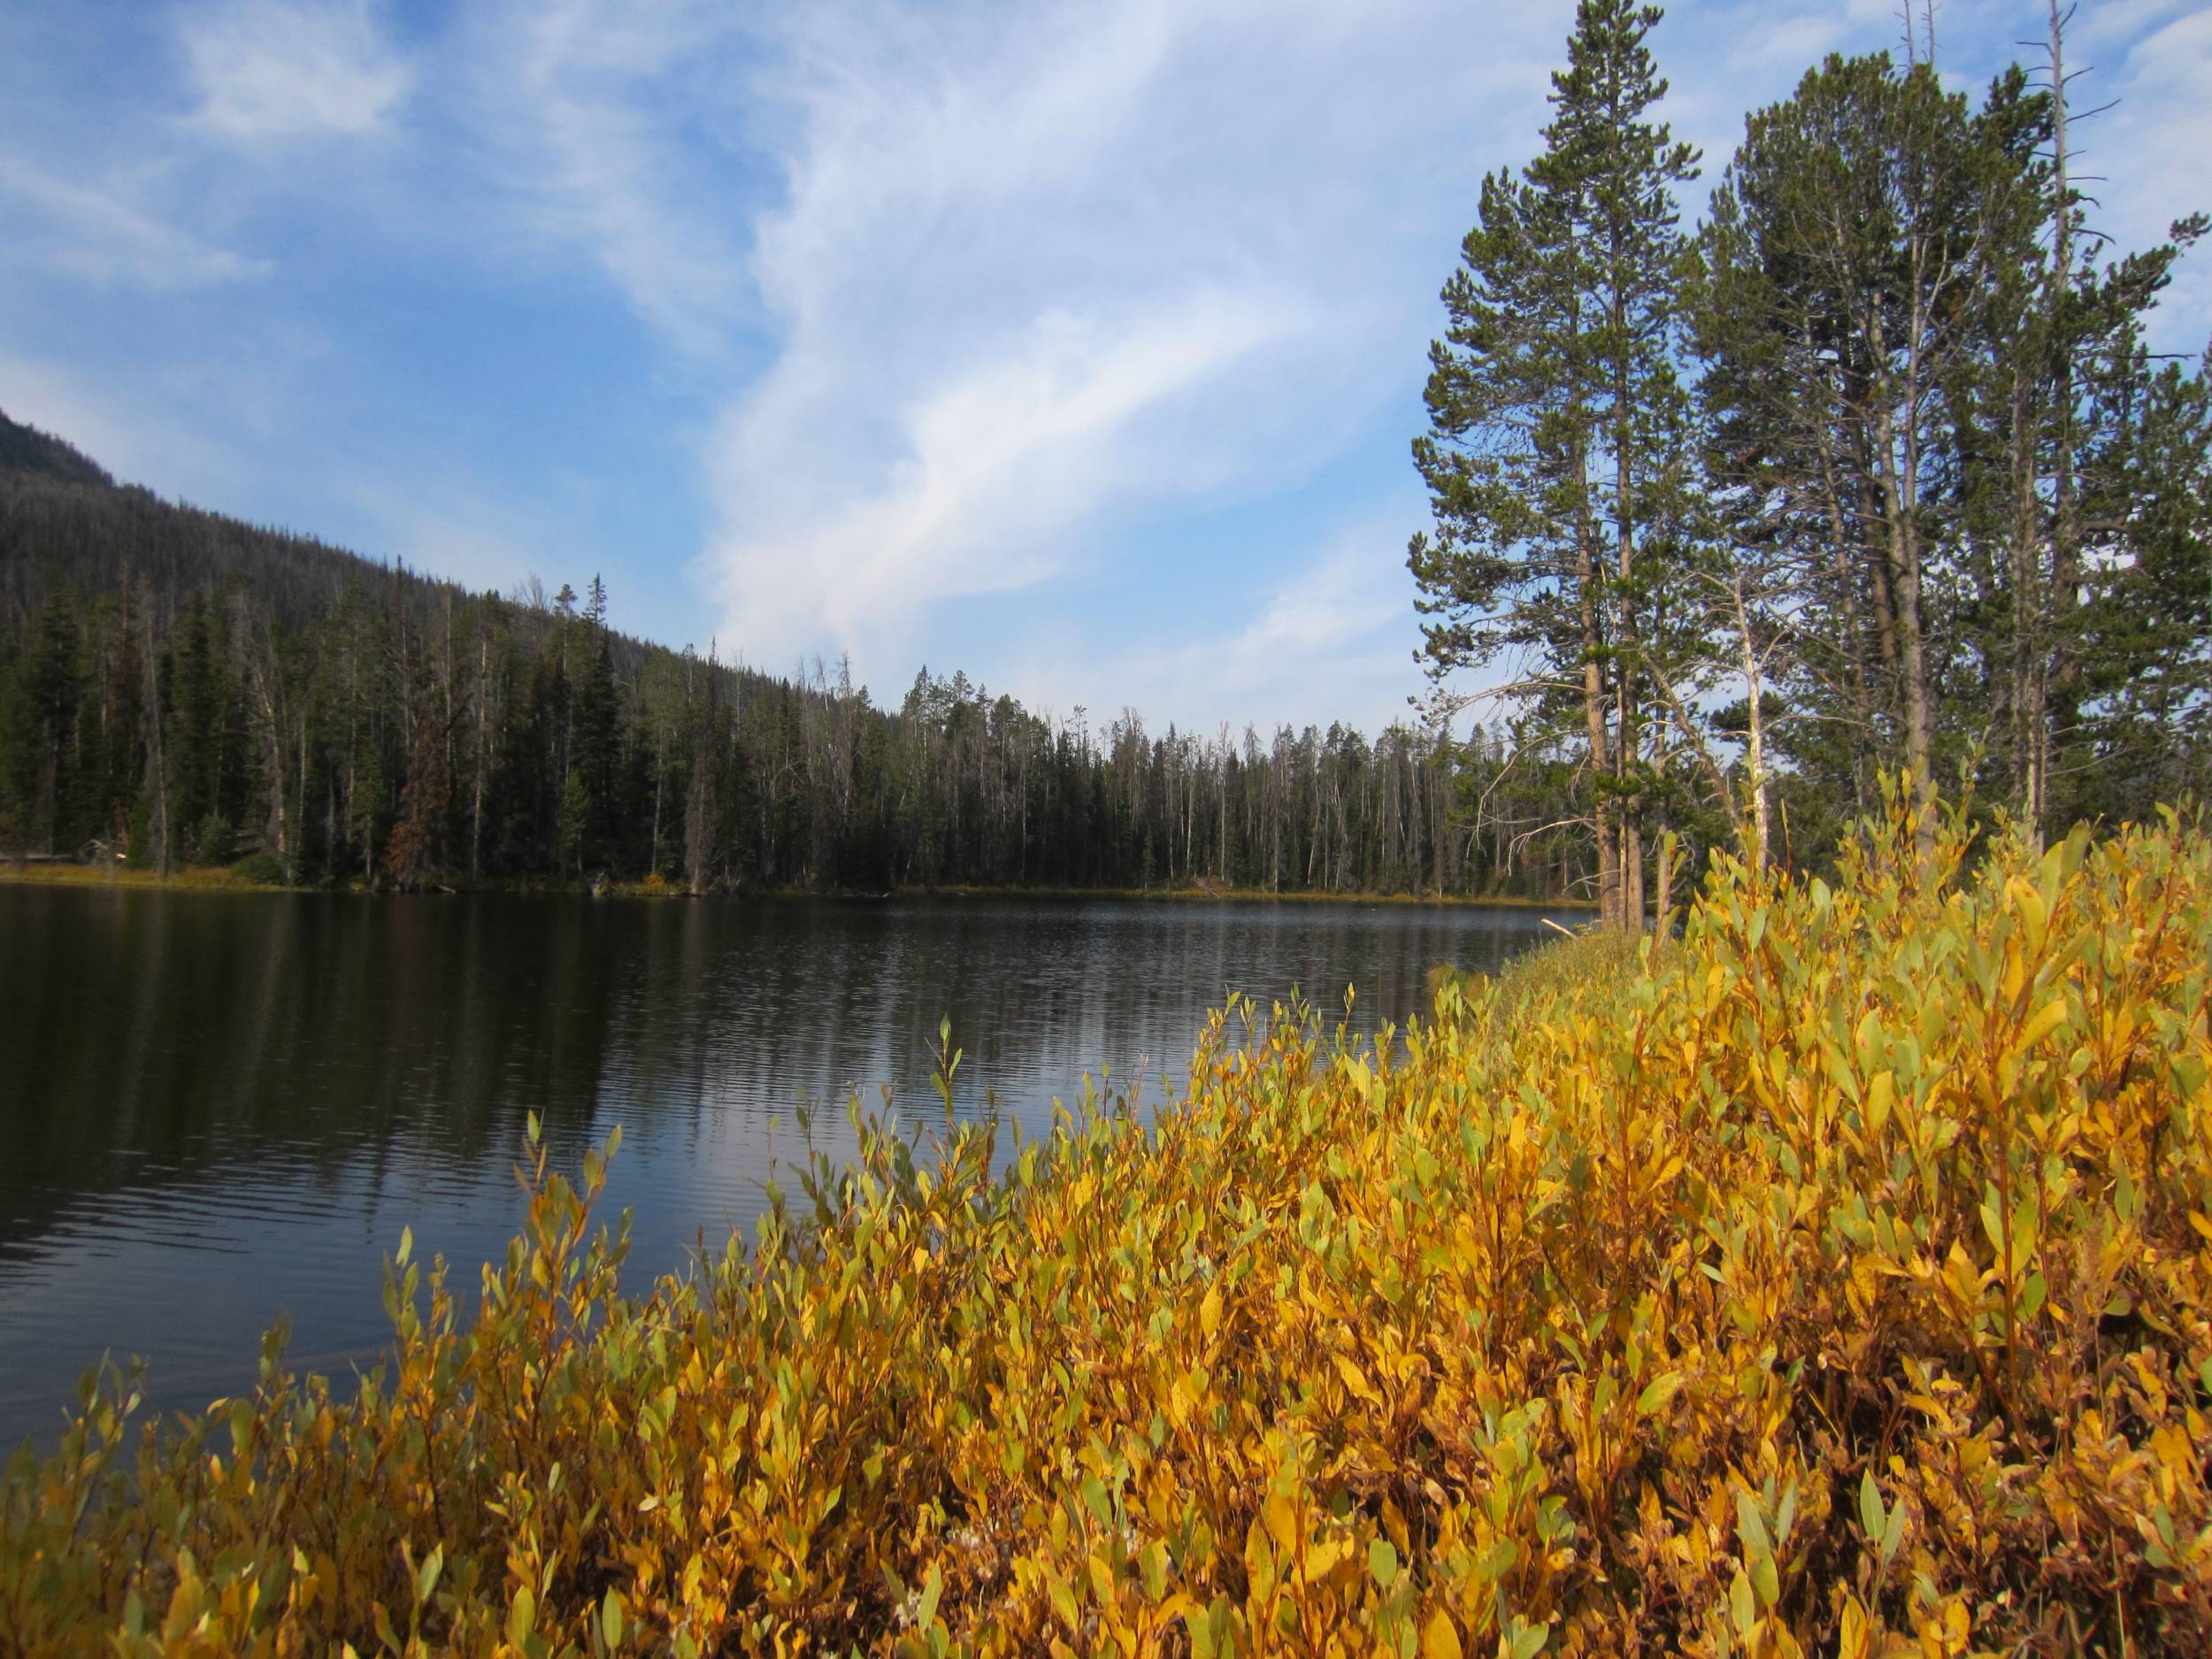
[5,794,2210,1656]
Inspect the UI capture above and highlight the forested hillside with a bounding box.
[0,414,1534,895]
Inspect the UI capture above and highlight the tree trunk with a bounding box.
[1575,457,1621,929]
[141,601,171,872]
[1733,572,1771,873]
[2042,0,2078,834]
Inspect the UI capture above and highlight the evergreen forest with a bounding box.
[0,417,1493,896]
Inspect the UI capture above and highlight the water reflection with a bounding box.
[0,885,1573,1444]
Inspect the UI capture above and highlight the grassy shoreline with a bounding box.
[0,861,292,894]
[5,798,2206,1655]
[0,859,1594,908]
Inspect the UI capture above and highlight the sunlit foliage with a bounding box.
[5,790,2210,1655]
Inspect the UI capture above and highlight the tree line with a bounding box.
[1410,0,2209,927]
[0,426,1580,897]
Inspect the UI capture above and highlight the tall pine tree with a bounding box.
[1409,0,1697,928]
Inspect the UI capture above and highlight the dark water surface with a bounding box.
[0,884,1573,1446]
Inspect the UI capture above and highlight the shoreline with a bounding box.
[0,860,1596,910]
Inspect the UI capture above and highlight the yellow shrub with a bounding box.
[4,793,2209,1655]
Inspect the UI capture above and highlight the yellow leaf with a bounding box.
[1200,1284,1223,1343]
[1865,1070,1894,1134]
[1333,1351,1380,1404]
[1838,1595,1869,1659]
[1421,1609,1463,1659]
[2018,997,2070,1052]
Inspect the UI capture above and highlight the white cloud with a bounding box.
[0,157,267,288]
[710,288,1311,657]
[180,0,411,141]
[992,510,1428,736]
[697,0,1563,677]
[1129,527,1419,730]
[459,0,754,356]
[2099,3,2212,352]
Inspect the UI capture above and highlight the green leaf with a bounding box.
[1730,1566,1756,1642]
[1857,1470,1885,1542]
[508,1587,536,1645]
[1734,1489,1770,1557]
[1635,1370,1683,1417]
[396,1226,411,1268]
[916,1563,943,1632]
[1046,1570,1079,1632]
[1879,1497,1905,1570]
[1735,1489,1779,1606]
[1140,1540,1169,1601]
[601,1587,624,1652]
[1080,1472,1113,1530]
[1747,1538,1778,1609]
[1368,1536,1400,1587]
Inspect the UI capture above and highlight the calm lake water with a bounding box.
[0,883,1574,1447]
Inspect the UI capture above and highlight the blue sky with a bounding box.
[4,0,2207,734]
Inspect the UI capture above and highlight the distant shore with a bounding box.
[887,880,1594,909]
[1,858,1594,909]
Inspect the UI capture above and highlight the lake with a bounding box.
[0,883,1575,1447]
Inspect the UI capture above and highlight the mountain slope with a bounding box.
[0,411,1528,897]
[0,410,114,490]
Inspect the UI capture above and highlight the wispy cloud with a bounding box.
[1095,518,1425,734]
[712,288,1313,655]
[697,0,1558,678]
[0,157,267,288]
[460,0,755,356]
[2096,2,2212,351]
[180,0,411,142]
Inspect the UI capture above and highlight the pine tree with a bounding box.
[1409,0,1697,928]
[683,644,723,894]
[1696,55,1983,828]
[1696,49,2207,844]
[569,587,620,870]
[556,766,590,880]
[349,737,384,886]
[0,592,83,853]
